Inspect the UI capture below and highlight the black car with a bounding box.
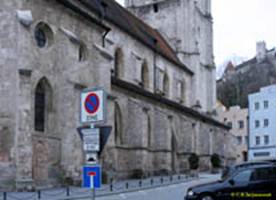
[185,164,276,200]
[221,161,273,180]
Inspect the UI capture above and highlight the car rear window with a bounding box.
[251,167,276,181]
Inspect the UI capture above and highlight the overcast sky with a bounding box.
[116,0,276,69]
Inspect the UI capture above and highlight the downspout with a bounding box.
[153,38,158,92]
[96,0,111,48]
[102,28,110,48]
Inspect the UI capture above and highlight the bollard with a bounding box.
[38,190,41,199]
[125,182,129,190]
[3,192,7,200]
[150,178,154,185]
[178,175,181,180]
[161,177,163,184]
[66,187,70,196]
[170,175,173,182]
[139,180,142,187]
[110,183,113,192]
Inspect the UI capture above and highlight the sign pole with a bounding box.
[80,88,106,197]
[92,186,95,200]
[89,173,96,200]
[91,123,95,200]
[91,175,95,200]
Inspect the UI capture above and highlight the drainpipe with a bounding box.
[102,28,110,48]
[153,38,158,92]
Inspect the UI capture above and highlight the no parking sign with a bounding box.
[81,89,106,124]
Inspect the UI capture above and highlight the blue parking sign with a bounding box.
[83,165,101,189]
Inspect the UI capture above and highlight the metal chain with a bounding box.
[41,189,66,197]
[7,193,37,200]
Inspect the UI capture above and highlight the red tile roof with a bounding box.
[58,0,193,75]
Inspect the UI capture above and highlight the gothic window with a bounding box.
[153,3,159,13]
[141,61,149,89]
[79,43,88,62]
[34,22,53,48]
[114,48,124,78]
[171,130,177,172]
[131,52,143,83]
[142,109,151,148]
[114,102,123,145]
[35,28,46,48]
[163,73,169,97]
[177,80,185,103]
[34,77,53,132]
[156,68,164,93]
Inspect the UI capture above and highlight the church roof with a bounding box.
[57,0,193,75]
[224,61,235,74]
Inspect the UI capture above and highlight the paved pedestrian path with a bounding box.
[0,173,220,200]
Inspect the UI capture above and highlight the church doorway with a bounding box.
[32,138,49,184]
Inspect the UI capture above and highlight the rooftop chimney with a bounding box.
[256,41,267,63]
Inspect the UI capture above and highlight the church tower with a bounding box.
[125,0,216,113]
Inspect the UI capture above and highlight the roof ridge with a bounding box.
[79,0,193,74]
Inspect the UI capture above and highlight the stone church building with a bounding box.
[0,0,234,189]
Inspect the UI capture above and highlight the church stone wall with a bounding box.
[0,0,232,189]
[0,0,113,188]
[105,25,193,107]
[101,85,231,178]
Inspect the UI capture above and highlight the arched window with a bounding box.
[114,102,123,145]
[181,81,185,102]
[171,131,177,172]
[114,48,124,78]
[34,77,53,132]
[79,43,88,62]
[141,61,149,89]
[34,22,54,48]
[163,73,169,97]
[177,80,186,103]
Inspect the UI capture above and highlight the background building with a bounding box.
[217,104,248,163]
[248,85,276,161]
[0,0,233,189]
[217,41,276,108]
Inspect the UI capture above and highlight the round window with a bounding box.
[35,27,47,47]
[34,22,53,48]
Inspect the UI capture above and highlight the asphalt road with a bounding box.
[0,174,219,200]
[84,174,220,200]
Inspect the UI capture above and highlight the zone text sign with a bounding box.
[82,128,100,152]
[81,89,106,124]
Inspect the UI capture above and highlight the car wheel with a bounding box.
[200,195,213,200]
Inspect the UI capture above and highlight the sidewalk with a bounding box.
[0,173,220,200]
